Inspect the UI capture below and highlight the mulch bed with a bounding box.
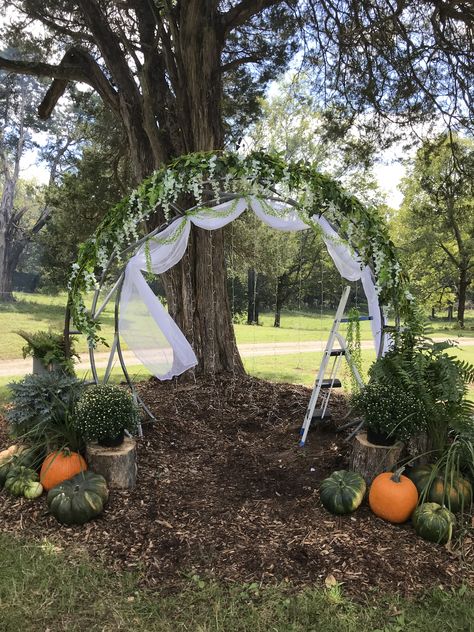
[0,374,472,598]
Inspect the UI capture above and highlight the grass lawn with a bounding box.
[0,533,471,632]
[1,291,473,361]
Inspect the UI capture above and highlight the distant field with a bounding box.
[1,291,473,361]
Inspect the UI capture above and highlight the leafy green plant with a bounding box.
[73,385,139,442]
[368,337,474,452]
[6,373,85,453]
[351,381,427,441]
[346,307,362,393]
[16,329,78,374]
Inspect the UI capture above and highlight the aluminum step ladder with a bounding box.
[299,286,366,447]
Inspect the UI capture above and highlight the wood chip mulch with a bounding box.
[0,374,472,598]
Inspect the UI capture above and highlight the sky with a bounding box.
[21,138,408,209]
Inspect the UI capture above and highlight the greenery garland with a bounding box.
[346,307,362,393]
[68,150,416,346]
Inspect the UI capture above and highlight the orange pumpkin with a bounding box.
[40,450,87,491]
[369,470,418,523]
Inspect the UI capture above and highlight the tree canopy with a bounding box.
[397,134,474,327]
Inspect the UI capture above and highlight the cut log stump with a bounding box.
[350,432,404,484]
[86,437,137,489]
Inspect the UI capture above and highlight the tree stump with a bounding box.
[405,433,431,465]
[350,432,404,484]
[86,437,137,489]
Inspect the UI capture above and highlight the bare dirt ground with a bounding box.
[0,375,472,598]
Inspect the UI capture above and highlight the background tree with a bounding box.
[0,70,65,302]
[38,97,132,290]
[397,134,474,327]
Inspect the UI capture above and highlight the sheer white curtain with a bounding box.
[119,196,384,379]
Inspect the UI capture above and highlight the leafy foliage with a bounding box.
[73,385,139,442]
[351,381,427,441]
[6,372,85,451]
[368,338,474,451]
[68,150,415,345]
[396,134,474,325]
[16,329,78,373]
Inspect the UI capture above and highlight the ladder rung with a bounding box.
[340,316,373,323]
[312,408,332,421]
[321,379,342,389]
[68,330,81,335]
[330,349,345,356]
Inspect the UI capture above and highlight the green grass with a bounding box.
[0,533,472,632]
[0,292,117,361]
[1,292,472,361]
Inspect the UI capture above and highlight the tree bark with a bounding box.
[247,268,259,325]
[274,276,283,327]
[457,264,469,328]
[0,0,250,376]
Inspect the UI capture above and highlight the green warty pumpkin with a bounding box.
[4,466,39,497]
[320,470,366,515]
[412,502,456,544]
[47,471,109,525]
[406,464,472,513]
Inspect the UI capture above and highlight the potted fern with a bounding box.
[16,330,78,376]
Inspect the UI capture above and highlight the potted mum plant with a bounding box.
[73,385,139,447]
[351,381,426,446]
[16,329,78,376]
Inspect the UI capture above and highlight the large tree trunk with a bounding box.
[0,241,23,302]
[147,6,243,375]
[0,169,22,302]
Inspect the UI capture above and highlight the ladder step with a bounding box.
[312,408,332,422]
[330,349,345,356]
[340,316,373,323]
[321,379,342,389]
[68,330,81,335]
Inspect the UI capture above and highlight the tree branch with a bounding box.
[222,0,284,32]
[222,55,262,71]
[0,48,119,119]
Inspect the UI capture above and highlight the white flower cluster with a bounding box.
[74,385,139,441]
[68,150,416,345]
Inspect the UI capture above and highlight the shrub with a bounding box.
[16,329,78,374]
[73,385,139,442]
[351,381,427,441]
[6,373,85,452]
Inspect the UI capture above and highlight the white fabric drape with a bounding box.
[119,196,385,379]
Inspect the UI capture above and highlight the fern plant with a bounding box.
[369,337,474,453]
[16,329,78,375]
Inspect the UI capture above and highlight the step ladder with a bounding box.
[299,286,367,447]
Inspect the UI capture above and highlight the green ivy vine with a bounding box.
[68,150,416,346]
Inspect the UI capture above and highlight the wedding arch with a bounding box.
[67,151,415,405]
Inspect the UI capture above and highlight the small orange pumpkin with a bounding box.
[40,450,87,491]
[369,469,418,523]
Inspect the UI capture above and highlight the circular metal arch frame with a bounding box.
[69,188,386,427]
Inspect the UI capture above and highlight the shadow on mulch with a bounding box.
[0,375,472,598]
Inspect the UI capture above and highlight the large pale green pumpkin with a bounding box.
[4,466,39,497]
[320,470,366,515]
[406,465,472,513]
[47,471,108,525]
[412,502,456,544]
